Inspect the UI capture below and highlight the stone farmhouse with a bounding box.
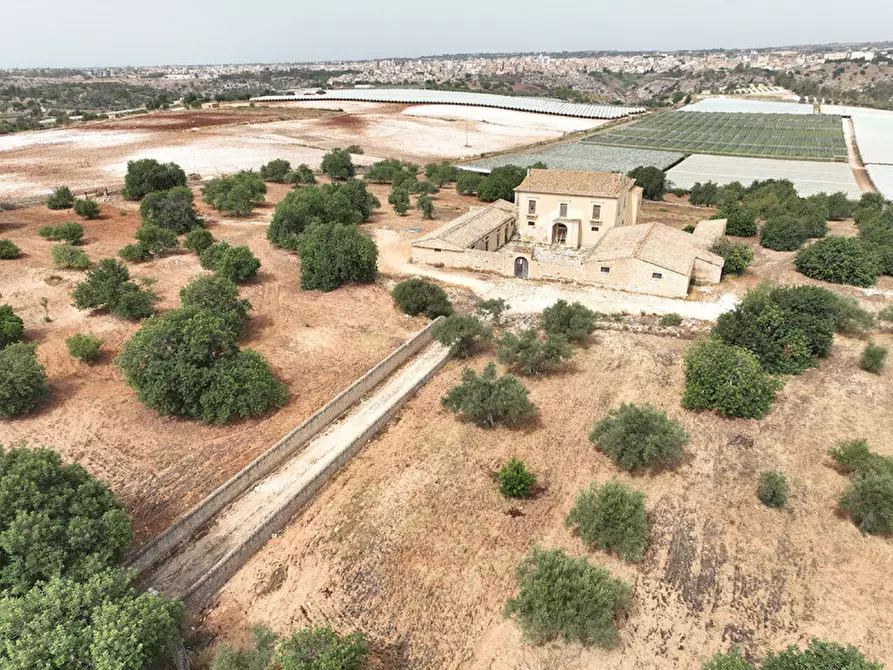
[411,169,726,299]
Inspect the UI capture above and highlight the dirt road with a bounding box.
[843,116,876,193]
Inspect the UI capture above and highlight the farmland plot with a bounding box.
[460,142,683,174]
[584,111,848,161]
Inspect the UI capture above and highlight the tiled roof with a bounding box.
[590,222,724,275]
[515,169,634,198]
[412,200,515,251]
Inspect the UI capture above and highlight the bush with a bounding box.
[71,258,157,320]
[456,170,483,195]
[476,298,509,325]
[180,274,251,333]
[139,186,202,233]
[628,165,665,200]
[0,240,20,259]
[441,362,535,427]
[838,471,893,536]
[133,224,179,257]
[689,181,719,206]
[829,439,893,478]
[38,220,84,244]
[565,479,649,561]
[0,343,50,418]
[73,198,100,219]
[880,305,893,322]
[0,568,182,669]
[183,227,215,254]
[830,294,875,333]
[392,278,453,319]
[364,158,415,185]
[431,314,491,357]
[202,171,267,216]
[716,201,758,237]
[477,164,526,202]
[46,185,75,209]
[115,306,287,424]
[682,339,782,419]
[710,237,754,276]
[794,237,880,287]
[200,241,261,283]
[703,647,753,670]
[660,312,683,326]
[589,403,688,471]
[51,243,90,269]
[388,187,410,215]
[426,161,458,186]
[122,158,187,200]
[417,193,434,219]
[345,144,363,155]
[0,446,131,591]
[757,470,789,508]
[212,625,277,670]
[298,223,377,292]
[118,242,153,262]
[682,224,696,233]
[827,191,856,220]
[287,163,317,185]
[541,300,596,342]
[321,147,355,180]
[497,457,536,498]
[65,333,103,362]
[275,626,367,670]
[0,304,25,348]
[760,215,809,251]
[497,329,572,376]
[860,341,888,373]
[259,158,291,183]
[503,546,631,648]
[762,638,883,670]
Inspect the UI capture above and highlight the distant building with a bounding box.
[411,169,725,299]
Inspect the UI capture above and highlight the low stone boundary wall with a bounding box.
[127,318,444,577]
[182,342,452,609]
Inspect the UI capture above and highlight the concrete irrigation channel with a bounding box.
[130,322,452,609]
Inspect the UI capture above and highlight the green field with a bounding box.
[582,111,848,161]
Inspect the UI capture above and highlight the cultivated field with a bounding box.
[460,142,684,174]
[584,111,848,161]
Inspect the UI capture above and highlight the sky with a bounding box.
[2,0,892,68]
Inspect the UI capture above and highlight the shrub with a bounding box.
[298,223,377,292]
[565,479,649,561]
[0,239,20,259]
[441,362,535,427]
[46,185,75,209]
[417,193,434,219]
[133,224,179,257]
[259,158,291,183]
[0,343,50,418]
[660,312,683,326]
[200,241,261,283]
[392,278,453,318]
[682,224,696,233]
[477,164,526,202]
[321,147,355,180]
[838,471,893,536]
[541,300,596,342]
[274,626,367,670]
[590,403,688,471]
[794,237,880,287]
[628,165,665,200]
[715,201,758,237]
[456,170,483,195]
[497,457,536,498]
[73,198,100,219]
[202,171,267,216]
[832,295,875,333]
[122,158,187,200]
[497,329,572,376]
[65,333,103,362]
[365,158,416,185]
[880,305,893,322]
[38,221,84,244]
[860,341,888,373]
[476,297,509,325]
[212,625,277,670]
[118,242,153,262]
[682,339,782,419]
[760,215,809,251]
[829,439,893,478]
[762,638,883,670]
[432,314,491,357]
[0,304,25,348]
[345,144,363,155]
[703,647,753,670]
[115,307,287,424]
[710,237,754,276]
[388,187,411,215]
[71,258,157,320]
[180,274,251,333]
[51,243,90,269]
[0,446,131,591]
[689,181,719,206]
[183,227,215,254]
[0,568,182,669]
[139,186,202,233]
[426,161,458,186]
[757,470,789,508]
[503,546,631,648]
[287,163,317,185]
[827,191,856,220]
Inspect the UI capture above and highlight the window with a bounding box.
[590,225,600,232]
[592,204,602,220]
[600,266,611,274]
[559,202,569,218]
[652,272,663,279]
[527,199,537,215]
[528,220,535,226]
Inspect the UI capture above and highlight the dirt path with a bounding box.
[843,117,877,193]
[143,341,451,602]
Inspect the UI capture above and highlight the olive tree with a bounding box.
[441,362,535,427]
[122,158,187,200]
[298,223,377,292]
[0,343,50,418]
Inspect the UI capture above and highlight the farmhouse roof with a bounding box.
[412,200,515,251]
[515,169,634,198]
[590,222,724,275]
[690,218,727,246]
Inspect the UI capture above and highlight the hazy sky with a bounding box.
[2,0,891,68]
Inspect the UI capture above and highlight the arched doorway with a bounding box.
[514,257,529,278]
[552,223,568,245]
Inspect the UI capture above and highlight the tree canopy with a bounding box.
[298,223,378,292]
[628,165,665,201]
[202,171,267,216]
[321,148,355,180]
[122,158,187,200]
[139,186,203,233]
